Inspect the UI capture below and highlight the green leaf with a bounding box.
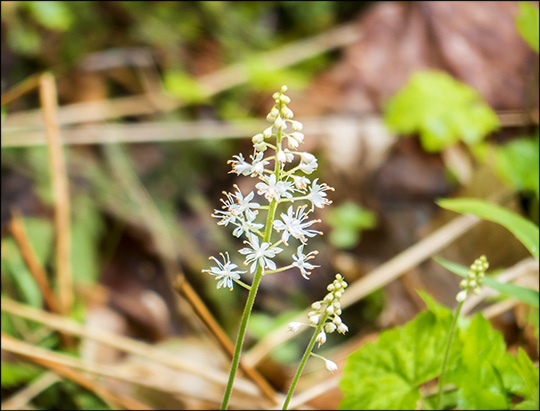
[516,2,540,53]
[448,313,512,409]
[327,202,377,249]
[71,196,104,285]
[384,71,499,152]
[25,1,74,31]
[437,198,539,260]
[495,134,539,199]
[1,362,42,388]
[339,305,458,410]
[513,348,539,409]
[433,256,540,308]
[163,69,207,104]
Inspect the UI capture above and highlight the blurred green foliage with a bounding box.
[495,133,540,200]
[326,202,377,249]
[516,1,539,53]
[383,71,500,152]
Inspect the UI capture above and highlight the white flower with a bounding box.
[316,330,327,347]
[273,206,321,245]
[293,175,310,191]
[337,323,349,334]
[202,252,245,290]
[229,152,269,176]
[232,210,264,240]
[306,178,334,210]
[298,156,318,174]
[287,322,304,333]
[292,245,320,279]
[238,237,283,273]
[309,313,321,325]
[323,358,338,373]
[256,174,294,202]
[221,186,260,217]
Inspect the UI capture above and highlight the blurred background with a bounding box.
[1,1,538,410]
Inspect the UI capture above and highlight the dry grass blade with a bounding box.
[39,73,72,317]
[4,23,362,129]
[8,210,61,315]
[0,298,259,398]
[0,333,260,409]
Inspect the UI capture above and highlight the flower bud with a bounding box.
[311,301,322,310]
[325,322,337,333]
[316,330,326,346]
[324,359,338,373]
[291,120,303,131]
[456,290,468,302]
[263,127,273,138]
[288,322,304,333]
[337,323,349,334]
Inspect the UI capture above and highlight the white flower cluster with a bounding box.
[456,255,489,302]
[204,85,334,290]
[288,274,348,372]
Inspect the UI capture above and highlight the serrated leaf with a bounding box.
[513,348,539,409]
[516,2,539,53]
[433,256,539,308]
[384,71,499,152]
[339,307,458,410]
[448,313,511,409]
[437,198,539,260]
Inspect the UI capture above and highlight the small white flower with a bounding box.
[293,175,310,191]
[309,313,321,325]
[238,237,283,273]
[273,206,321,245]
[232,211,264,239]
[323,358,338,373]
[298,158,318,174]
[292,245,320,279]
[263,126,273,138]
[274,117,284,129]
[299,152,315,163]
[202,252,245,290]
[287,322,304,333]
[337,323,349,334]
[256,174,294,202]
[316,330,327,347]
[306,178,334,210]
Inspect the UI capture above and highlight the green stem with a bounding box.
[436,299,464,410]
[282,313,327,410]
[220,199,278,409]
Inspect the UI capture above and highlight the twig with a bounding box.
[7,210,74,347]
[0,74,41,106]
[8,210,61,314]
[39,73,72,316]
